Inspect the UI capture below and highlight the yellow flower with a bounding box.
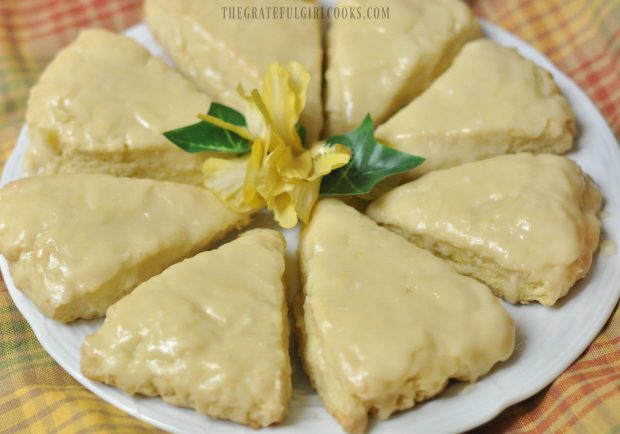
[202,62,351,228]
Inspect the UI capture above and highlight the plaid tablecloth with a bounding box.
[0,1,618,432]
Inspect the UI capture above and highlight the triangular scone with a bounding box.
[325,0,480,135]
[376,39,575,179]
[25,29,211,185]
[144,0,323,143]
[367,154,602,306]
[0,174,250,322]
[295,199,514,433]
[81,229,290,428]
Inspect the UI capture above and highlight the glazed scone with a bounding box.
[367,154,602,306]
[296,199,514,433]
[81,229,290,428]
[325,0,480,135]
[376,39,576,179]
[0,174,250,322]
[144,0,323,143]
[25,29,210,184]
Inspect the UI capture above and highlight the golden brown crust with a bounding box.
[294,226,369,433]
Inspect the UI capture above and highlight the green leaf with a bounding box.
[163,103,251,154]
[320,115,425,196]
[296,124,307,146]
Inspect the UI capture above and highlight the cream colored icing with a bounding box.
[81,229,290,428]
[367,154,602,305]
[25,29,210,184]
[144,0,323,143]
[325,0,480,135]
[0,174,249,322]
[376,39,575,178]
[299,199,514,432]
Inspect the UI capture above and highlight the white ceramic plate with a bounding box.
[2,18,620,434]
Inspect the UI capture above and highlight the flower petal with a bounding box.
[287,62,310,118]
[272,193,298,229]
[255,146,287,204]
[203,156,263,213]
[238,84,271,143]
[243,139,268,209]
[308,142,352,180]
[261,62,309,153]
[270,177,321,227]
[276,145,312,179]
[288,178,321,224]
